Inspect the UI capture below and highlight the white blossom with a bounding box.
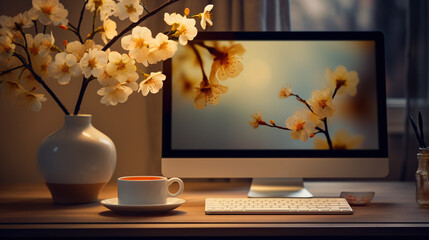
[114,0,143,23]
[101,18,117,44]
[249,112,263,129]
[0,81,25,100]
[97,84,133,106]
[0,36,15,61]
[97,66,118,86]
[124,71,139,91]
[121,26,152,66]
[200,4,213,30]
[26,33,54,57]
[0,12,33,31]
[147,33,177,64]
[307,88,336,119]
[17,91,47,112]
[86,0,116,21]
[326,65,360,97]
[286,109,316,142]
[279,84,292,98]
[164,13,197,45]
[65,40,102,61]
[105,51,136,83]
[28,0,69,26]
[47,52,81,85]
[138,71,166,96]
[31,54,52,80]
[80,49,108,78]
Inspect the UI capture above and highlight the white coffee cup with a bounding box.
[117,176,184,205]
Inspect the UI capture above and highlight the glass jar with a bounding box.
[416,148,429,207]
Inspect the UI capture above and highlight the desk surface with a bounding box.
[1,181,429,238]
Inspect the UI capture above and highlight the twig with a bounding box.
[194,42,222,58]
[322,118,333,150]
[33,20,38,34]
[142,3,151,14]
[332,87,339,99]
[410,115,425,148]
[77,0,89,43]
[92,11,97,34]
[291,94,315,114]
[419,112,426,148]
[189,43,208,84]
[261,122,290,131]
[65,27,83,43]
[68,22,78,30]
[86,28,102,40]
[43,25,47,34]
[15,24,33,68]
[73,76,95,115]
[0,65,24,76]
[13,53,70,115]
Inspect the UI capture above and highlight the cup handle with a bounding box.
[167,177,184,197]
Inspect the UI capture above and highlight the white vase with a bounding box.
[37,114,116,204]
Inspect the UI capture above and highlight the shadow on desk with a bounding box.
[2,197,100,211]
[99,210,186,217]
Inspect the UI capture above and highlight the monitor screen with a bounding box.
[162,32,388,179]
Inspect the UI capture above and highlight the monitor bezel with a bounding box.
[162,31,388,159]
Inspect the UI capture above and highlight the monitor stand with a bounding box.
[248,178,313,198]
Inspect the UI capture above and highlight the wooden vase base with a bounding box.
[46,182,106,204]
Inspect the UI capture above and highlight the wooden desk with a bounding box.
[1,181,429,239]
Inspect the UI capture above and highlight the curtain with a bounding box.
[403,0,429,180]
[157,0,291,31]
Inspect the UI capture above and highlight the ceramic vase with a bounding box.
[37,114,116,204]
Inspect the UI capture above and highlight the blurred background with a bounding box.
[0,0,427,183]
[172,40,378,150]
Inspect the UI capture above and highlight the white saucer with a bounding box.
[101,197,185,214]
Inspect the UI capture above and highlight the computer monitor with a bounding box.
[162,32,388,197]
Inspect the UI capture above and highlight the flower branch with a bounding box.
[0,65,24,76]
[102,0,179,51]
[263,120,291,131]
[322,118,333,150]
[292,93,315,114]
[12,53,70,115]
[73,76,95,115]
[63,24,84,43]
[0,0,214,114]
[189,43,208,85]
[33,20,38,33]
[250,65,360,150]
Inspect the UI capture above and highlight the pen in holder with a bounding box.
[410,113,429,207]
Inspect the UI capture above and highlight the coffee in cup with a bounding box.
[117,176,184,205]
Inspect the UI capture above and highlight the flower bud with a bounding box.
[60,25,68,30]
[63,40,68,47]
[184,8,190,16]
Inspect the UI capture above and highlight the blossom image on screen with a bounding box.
[173,41,246,110]
[249,65,363,150]
[171,40,378,151]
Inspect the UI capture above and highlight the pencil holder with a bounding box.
[416,148,429,207]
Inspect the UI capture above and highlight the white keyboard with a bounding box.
[205,198,353,215]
